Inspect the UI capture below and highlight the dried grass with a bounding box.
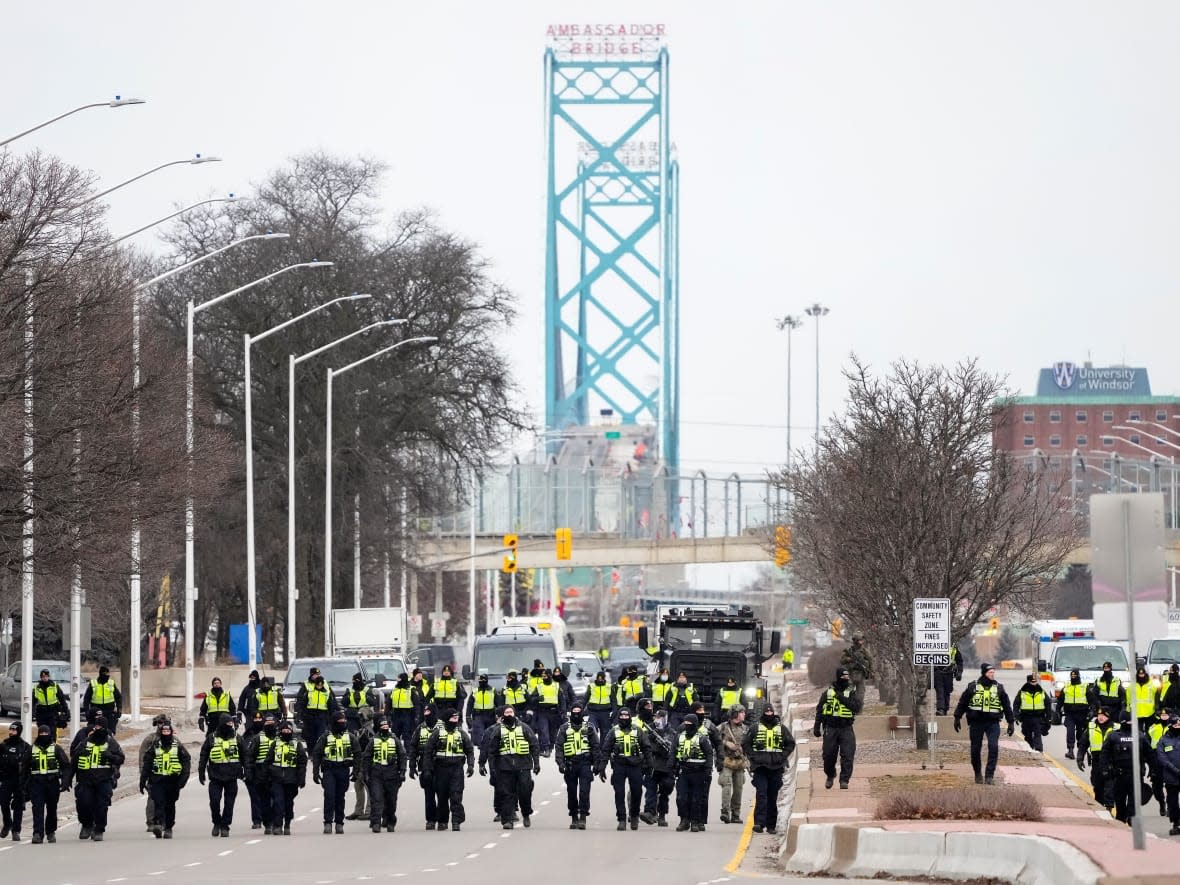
[875,786,1043,821]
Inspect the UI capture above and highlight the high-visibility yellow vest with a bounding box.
[527,674,544,693]
[536,683,559,706]
[562,725,590,757]
[1093,679,1121,701]
[436,731,466,758]
[417,723,436,749]
[152,745,182,776]
[33,685,59,707]
[389,688,414,710]
[272,741,299,769]
[371,735,399,765]
[254,734,273,762]
[617,678,644,705]
[753,722,784,752]
[324,734,353,763]
[1132,682,1157,719]
[88,680,115,706]
[472,689,495,712]
[434,679,459,701]
[414,679,432,697]
[718,688,741,710]
[1088,721,1110,752]
[305,687,330,712]
[206,691,230,713]
[676,732,706,761]
[209,737,240,764]
[1062,684,1088,706]
[650,682,671,704]
[612,728,640,758]
[969,683,1002,714]
[821,687,854,719]
[255,689,281,712]
[500,727,531,755]
[668,686,695,708]
[76,743,109,772]
[1019,690,1046,712]
[587,684,612,707]
[1148,722,1165,750]
[501,686,528,707]
[783,649,795,664]
[30,745,59,775]
[346,689,370,709]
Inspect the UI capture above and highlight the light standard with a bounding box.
[804,303,829,443]
[324,337,439,654]
[287,320,406,660]
[242,294,372,671]
[111,195,241,246]
[775,315,803,474]
[1,96,144,147]
[185,260,334,707]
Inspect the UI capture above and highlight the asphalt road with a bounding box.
[995,673,1174,839]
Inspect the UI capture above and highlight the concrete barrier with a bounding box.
[939,831,1102,885]
[843,828,943,879]
[784,824,837,873]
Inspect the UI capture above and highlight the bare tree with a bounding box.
[776,358,1081,747]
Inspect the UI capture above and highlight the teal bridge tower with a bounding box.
[543,36,680,469]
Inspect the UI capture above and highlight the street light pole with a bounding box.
[0,96,144,147]
[287,320,405,660]
[776,315,803,474]
[324,336,439,654]
[243,293,366,671]
[804,303,829,443]
[186,260,334,707]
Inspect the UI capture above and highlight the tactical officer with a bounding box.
[743,702,795,834]
[1088,661,1125,718]
[199,677,237,734]
[199,719,245,837]
[432,665,466,711]
[673,713,714,832]
[238,669,262,715]
[70,709,103,757]
[245,712,279,832]
[636,699,675,827]
[70,719,124,841]
[497,670,530,716]
[140,721,191,839]
[666,673,696,731]
[0,722,28,840]
[408,704,442,828]
[312,710,356,834]
[360,716,406,833]
[296,671,338,753]
[342,673,378,821]
[615,666,647,713]
[465,674,497,747]
[265,720,307,835]
[82,666,122,735]
[813,668,862,789]
[21,724,69,844]
[954,662,1015,785]
[533,669,563,755]
[1053,669,1089,760]
[934,644,964,716]
[247,675,287,722]
[138,714,168,832]
[1077,707,1115,810]
[480,705,540,829]
[387,673,420,745]
[689,700,723,761]
[599,707,651,830]
[582,670,615,736]
[1014,673,1052,751]
[410,668,433,706]
[718,705,748,824]
[423,708,474,831]
[31,669,69,741]
[1103,710,1147,824]
[715,677,742,723]
[554,702,599,829]
[1155,710,1180,835]
[839,634,874,698]
[649,668,673,711]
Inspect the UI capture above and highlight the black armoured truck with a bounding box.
[638,605,781,719]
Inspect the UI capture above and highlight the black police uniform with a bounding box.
[20,730,69,842]
[0,727,28,838]
[1102,718,1149,824]
[465,679,497,747]
[423,718,474,830]
[82,671,122,736]
[199,724,246,835]
[673,719,714,831]
[312,718,356,831]
[1078,713,1115,806]
[599,717,651,828]
[813,673,863,787]
[554,712,599,827]
[933,645,963,716]
[582,676,616,737]
[953,667,1015,783]
[141,729,191,836]
[1013,679,1051,752]
[265,727,308,834]
[637,711,676,826]
[199,685,238,734]
[407,711,441,828]
[244,720,277,831]
[71,728,124,840]
[743,713,796,833]
[480,716,540,829]
[1056,674,1091,757]
[296,679,339,754]
[359,724,407,832]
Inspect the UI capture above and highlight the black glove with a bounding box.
[60,782,71,793]
[1006,723,1015,737]
[139,782,146,795]
[298,780,306,789]
[198,719,206,732]
[199,774,206,786]
[1040,723,1050,737]
[313,772,321,785]
[478,764,487,777]
[598,770,607,782]
[349,773,357,783]
[1077,755,1086,772]
[466,767,474,778]
[812,724,822,738]
[408,768,417,780]
[953,719,961,733]
[532,762,541,775]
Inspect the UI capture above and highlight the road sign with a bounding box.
[787,618,810,625]
[407,614,423,637]
[430,617,448,639]
[605,431,621,439]
[912,597,950,667]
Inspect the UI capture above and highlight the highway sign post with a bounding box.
[913,597,951,767]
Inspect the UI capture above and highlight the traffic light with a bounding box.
[989,617,1000,632]
[832,617,843,639]
[774,525,792,567]
[555,527,572,560]
[502,534,518,574]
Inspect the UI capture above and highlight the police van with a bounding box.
[1030,619,1131,696]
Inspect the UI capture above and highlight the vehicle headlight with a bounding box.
[744,686,759,699]
[1055,681,1065,692]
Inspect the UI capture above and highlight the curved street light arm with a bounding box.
[83,155,222,207]
[247,293,372,345]
[112,196,241,247]
[292,319,408,366]
[194,260,334,314]
[137,233,290,291]
[0,96,145,147]
[332,335,440,378]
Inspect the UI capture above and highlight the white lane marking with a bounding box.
[465,853,479,859]
[422,869,439,873]
[540,800,550,806]
[392,875,407,879]
[295,815,307,821]
[0,846,11,852]
[483,842,496,848]
[358,877,374,881]
[310,807,321,813]
[551,790,562,796]
[184,862,201,867]
[218,849,233,856]
[446,862,459,867]
[500,832,511,838]
[150,873,166,878]
[108,879,127,883]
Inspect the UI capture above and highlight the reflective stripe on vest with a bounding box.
[371,736,399,765]
[500,727,531,755]
[389,688,414,710]
[676,732,705,761]
[1021,690,1046,712]
[1063,684,1088,706]
[434,679,458,701]
[346,689,369,709]
[89,680,115,705]
[588,684,612,707]
[306,688,330,712]
[719,688,741,710]
[324,734,353,763]
[969,683,1002,714]
[536,683,559,706]
[1088,721,1109,752]
[254,734,273,762]
[1133,682,1156,718]
[613,729,640,758]
[153,745,182,776]
[1094,679,1121,699]
[822,687,854,718]
[273,741,299,768]
[1148,722,1164,750]
[209,737,239,764]
[502,687,527,707]
[206,691,230,713]
[621,678,644,700]
[669,686,695,708]
[255,689,280,711]
[753,722,783,752]
[563,725,590,757]
[436,731,466,758]
[650,682,671,703]
[472,689,495,712]
[33,685,59,707]
[76,743,108,771]
[418,724,436,748]
[31,745,58,775]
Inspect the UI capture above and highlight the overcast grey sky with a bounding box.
[9,2,1180,478]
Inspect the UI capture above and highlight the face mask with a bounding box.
[91,728,107,744]
[445,719,458,731]
[570,712,584,727]
[98,674,109,683]
[379,727,391,737]
[35,734,52,747]
[762,713,777,725]
[218,724,234,739]
[685,723,698,735]
[1070,674,1080,684]
[638,707,653,721]
[264,724,276,737]
[618,717,632,730]
[353,679,364,689]
[212,685,222,693]
[1139,673,1150,684]
[595,677,605,684]
[502,715,516,728]
[280,729,294,742]
[315,681,326,690]
[160,733,174,748]
[423,712,436,726]
[657,675,668,683]
[543,676,552,684]
[331,720,346,733]
[507,678,518,687]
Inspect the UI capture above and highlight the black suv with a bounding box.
[407,644,460,681]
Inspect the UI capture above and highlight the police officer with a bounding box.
[296,671,338,753]
[1155,710,1180,835]
[432,665,466,712]
[554,702,598,829]
[743,702,795,834]
[466,674,497,747]
[21,724,68,844]
[1129,663,1158,726]
[599,707,650,830]
[934,644,963,716]
[199,676,238,734]
[245,712,278,832]
[839,634,874,699]
[666,673,696,731]
[718,705,748,824]
[689,700,723,762]
[199,719,245,837]
[583,670,615,737]
[1102,710,1146,824]
[423,708,474,831]
[360,716,406,833]
[497,670,530,715]
[1088,661,1125,718]
[636,701,675,827]
[781,648,795,670]
[410,668,433,706]
[408,703,442,829]
[715,677,742,723]
[615,666,646,714]
[673,713,714,832]
[238,669,261,715]
[649,668,672,711]
[70,718,124,841]
[31,669,69,742]
[1159,665,1180,713]
[954,662,1015,785]
[0,723,28,840]
[82,666,122,736]
[1056,668,1091,759]
[387,673,419,745]
[342,673,378,822]
[553,666,576,712]
[312,710,356,834]
[1014,673,1051,752]
[533,669,563,755]
[247,675,287,722]
[140,721,191,839]
[480,705,540,830]
[1078,707,1115,812]
[265,719,308,835]
[138,714,167,832]
[813,668,862,789]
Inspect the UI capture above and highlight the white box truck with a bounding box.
[331,607,406,656]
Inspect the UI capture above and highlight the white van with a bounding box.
[1043,642,1132,697]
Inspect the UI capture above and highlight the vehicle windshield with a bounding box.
[475,643,557,676]
[285,661,364,684]
[1149,639,1180,665]
[37,665,70,683]
[562,654,603,676]
[665,626,754,650]
[362,658,406,680]
[1055,646,1129,671]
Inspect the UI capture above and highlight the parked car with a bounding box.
[359,654,408,708]
[281,657,382,709]
[560,651,607,696]
[0,660,72,717]
[407,644,462,681]
[601,646,654,683]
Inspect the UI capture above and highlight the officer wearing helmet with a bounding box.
[813,668,862,789]
[839,633,873,698]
